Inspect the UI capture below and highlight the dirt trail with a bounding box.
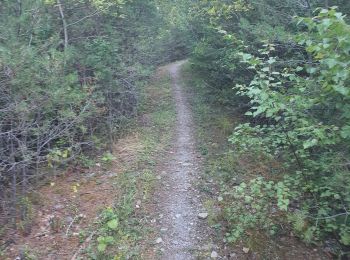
[155,61,209,260]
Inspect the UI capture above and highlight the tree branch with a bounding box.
[57,0,68,50]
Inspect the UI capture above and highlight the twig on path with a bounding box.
[65,215,79,237]
[71,231,96,260]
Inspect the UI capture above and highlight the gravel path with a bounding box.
[155,61,209,260]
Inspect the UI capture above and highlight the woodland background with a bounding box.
[0,0,349,257]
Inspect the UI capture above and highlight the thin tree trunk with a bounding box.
[21,165,27,222]
[108,105,114,152]
[12,171,17,228]
[10,138,17,229]
[57,0,68,50]
[36,135,40,182]
[21,133,28,197]
[17,0,22,36]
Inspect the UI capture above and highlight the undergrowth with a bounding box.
[181,63,329,259]
[85,71,175,259]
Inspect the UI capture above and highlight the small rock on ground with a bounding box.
[211,251,219,258]
[243,247,250,253]
[198,212,208,219]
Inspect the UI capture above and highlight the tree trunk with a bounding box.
[10,138,17,229]
[17,0,22,36]
[57,0,68,50]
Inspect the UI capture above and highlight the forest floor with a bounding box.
[1,61,330,260]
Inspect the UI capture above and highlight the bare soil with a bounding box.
[1,133,143,260]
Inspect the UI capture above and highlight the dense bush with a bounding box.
[230,8,350,248]
[0,0,175,230]
[189,0,350,256]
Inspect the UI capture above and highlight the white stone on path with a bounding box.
[197,212,208,219]
[211,251,219,258]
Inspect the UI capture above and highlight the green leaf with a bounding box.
[324,58,338,68]
[341,125,350,138]
[303,139,318,149]
[333,85,349,96]
[242,53,252,61]
[322,18,332,28]
[105,236,115,243]
[98,243,107,252]
[307,67,317,74]
[267,57,276,64]
[340,230,350,245]
[107,219,119,230]
[333,194,340,200]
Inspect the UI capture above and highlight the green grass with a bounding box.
[85,69,176,259]
[180,62,247,246]
[181,62,242,182]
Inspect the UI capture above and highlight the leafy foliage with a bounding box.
[229,8,350,251]
[0,0,181,232]
[189,0,350,256]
